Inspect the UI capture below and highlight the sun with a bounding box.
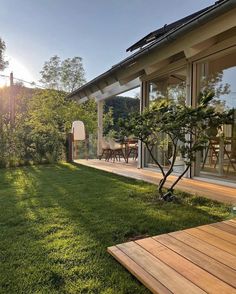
[0,55,34,87]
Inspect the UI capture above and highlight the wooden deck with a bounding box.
[75,159,236,204]
[108,219,236,294]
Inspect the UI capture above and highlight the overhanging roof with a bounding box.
[126,3,217,53]
[68,0,235,102]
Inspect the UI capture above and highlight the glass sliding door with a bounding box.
[144,67,187,172]
[195,51,236,181]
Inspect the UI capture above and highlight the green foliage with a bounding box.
[0,89,97,167]
[0,51,95,166]
[103,106,114,136]
[0,163,230,293]
[40,55,86,92]
[71,98,97,134]
[120,91,232,200]
[201,71,230,99]
[104,96,139,134]
[0,115,25,167]
[23,90,67,163]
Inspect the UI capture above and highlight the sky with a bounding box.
[0,0,215,87]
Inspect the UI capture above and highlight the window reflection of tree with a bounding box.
[148,76,186,169]
[150,77,186,106]
[200,68,236,176]
[201,70,231,112]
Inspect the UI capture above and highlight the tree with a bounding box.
[0,50,96,166]
[120,92,232,201]
[0,86,98,167]
[23,89,97,163]
[40,55,86,92]
[104,96,140,134]
[0,38,8,71]
[61,57,86,92]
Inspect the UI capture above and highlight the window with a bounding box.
[195,51,236,181]
[145,67,187,171]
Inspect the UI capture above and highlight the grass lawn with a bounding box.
[0,163,232,294]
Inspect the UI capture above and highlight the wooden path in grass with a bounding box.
[108,219,236,294]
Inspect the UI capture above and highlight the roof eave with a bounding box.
[68,0,234,99]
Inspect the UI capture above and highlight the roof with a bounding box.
[126,1,224,52]
[68,0,234,99]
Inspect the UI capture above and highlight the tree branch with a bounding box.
[158,140,178,197]
[145,142,165,177]
[165,140,178,178]
[169,164,191,191]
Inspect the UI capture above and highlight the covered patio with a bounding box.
[69,1,236,186]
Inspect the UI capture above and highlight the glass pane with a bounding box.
[197,51,236,181]
[145,67,187,172]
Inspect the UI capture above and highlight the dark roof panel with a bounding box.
[126,1,225,52]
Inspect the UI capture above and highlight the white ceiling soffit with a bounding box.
[77,77,140,103]
[95,78,140,101]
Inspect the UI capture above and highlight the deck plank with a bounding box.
[198,225,236,244]
[108,220,236,293]
[154,234,236,288]
[108,246,171,294]
[170,230,236,270]
[228,219,236,224]
[186,227,236,256]
[136,237,234,294]
[225,219,236,227]
[117,241,206,294]
[210,222,236,235]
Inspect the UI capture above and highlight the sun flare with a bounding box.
[0,55,34,88]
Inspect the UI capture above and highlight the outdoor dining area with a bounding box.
[100,137,138,163]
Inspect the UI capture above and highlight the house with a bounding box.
[68,0,236,185]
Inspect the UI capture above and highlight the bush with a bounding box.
[0,89,97,167]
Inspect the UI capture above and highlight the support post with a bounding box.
[185,62,192,178]
[138,81,148,168]
[97,100,104,158]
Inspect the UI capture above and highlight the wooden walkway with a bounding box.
[108,219,236,294]
[76,159,236,204]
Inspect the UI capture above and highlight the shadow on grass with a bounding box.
[0,168,70,293]
[31,163,229,244]
[0,163,231,294]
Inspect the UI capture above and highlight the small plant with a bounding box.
[120,92,232,201]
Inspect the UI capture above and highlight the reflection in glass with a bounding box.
[197,52,236,181]
[145,67,187,172]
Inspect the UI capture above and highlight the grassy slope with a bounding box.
[0,163,231,294]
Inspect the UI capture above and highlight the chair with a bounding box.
[100,138,111,161]
[202,138,220,169]
[127,142,138,160]
[224,138,236,173]
[226,156,236,173]
[108,139,125,162]
[202,137,236,173]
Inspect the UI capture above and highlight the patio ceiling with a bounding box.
[71,78,140,104]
